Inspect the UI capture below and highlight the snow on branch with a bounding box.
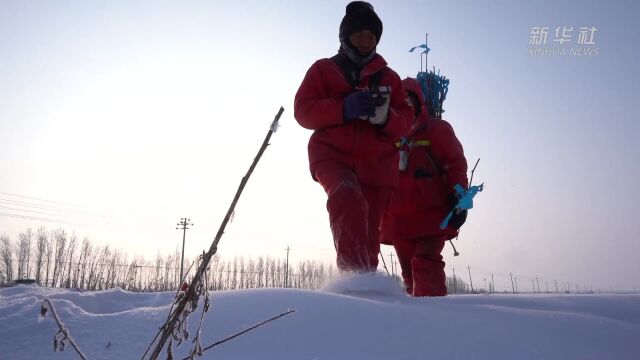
[40,298,88,360]
[180,309,296,360]
[143,106,285,360]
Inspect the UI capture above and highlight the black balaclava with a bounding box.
[338,1,383,66]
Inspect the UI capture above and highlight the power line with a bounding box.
[0,211,86,227]
[0,196,118,228]
[0,209,123,229]
[0,195,153,230]
[0,191,167,226]
[0,197,115,221]
[0,205,88,219]
[0,191,92,209]
[1,197,85,213]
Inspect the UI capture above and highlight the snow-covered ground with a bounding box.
[1,274,639,360]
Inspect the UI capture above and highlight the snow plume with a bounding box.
[320,271,407,299]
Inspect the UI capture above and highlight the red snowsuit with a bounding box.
[295,54,412,272]
[380,77,468,296]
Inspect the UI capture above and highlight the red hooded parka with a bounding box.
[381,77,468,243]
[295,54,412,187]
[381,77,468,296]
[294,54,413,272]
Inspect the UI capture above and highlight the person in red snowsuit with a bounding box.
[294,1,412,272]
[380,77,468,296]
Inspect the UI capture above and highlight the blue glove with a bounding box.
[343,91,376,122]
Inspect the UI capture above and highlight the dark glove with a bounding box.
[343,90,375,122]
[449,209,468,230]
[447,192,467,230]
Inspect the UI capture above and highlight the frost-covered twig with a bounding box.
[140,258,199,360]
[183,258,211,360]
[180,309,296,360]
[144,106,284,360]
[40,298,88,360]
[171,255,211,356]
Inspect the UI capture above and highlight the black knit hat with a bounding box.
[339,1,383,44]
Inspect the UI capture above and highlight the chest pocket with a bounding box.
[407,140,449,209]
[409,140,442,179]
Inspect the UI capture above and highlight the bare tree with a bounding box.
[107,250,125,289]
[267,258,277,288]
[256,257,265,288]
[87,245,110,290]
[34,227,48,285]
[239,257,246,289]
[275,259,283,287]
[124,258,138,291]
[64,233,78,288]
[44,233,53,287]
[76,238,92,288]
[447,275,470,294]
[0,234,13,283]
[152,251,163,291]
[173,245,181,286]
[108,251,129,289]
[51,229,67,287]
[245,258,255,289]
[206,255,217,291]
[16,228,33,279]
[216,260,225,291]
[131,256,146,290]
[163,253,173,291]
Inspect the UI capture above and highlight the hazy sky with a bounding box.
[1,0,638,291]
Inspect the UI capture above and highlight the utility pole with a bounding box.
[285,246,290,288]
[510,273,516,294]
[389,252,395,277]
[491,274,495,294]
[467,266,474,293]
[176,218,193,284]
[452,267,457,294]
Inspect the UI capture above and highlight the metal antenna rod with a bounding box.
[448,239,460,256]
[425,33,429,72]
[447,158,481,256]
[469,158,481,187]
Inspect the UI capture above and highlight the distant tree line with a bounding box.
[0,226,476,294]
[0,227,339,291]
